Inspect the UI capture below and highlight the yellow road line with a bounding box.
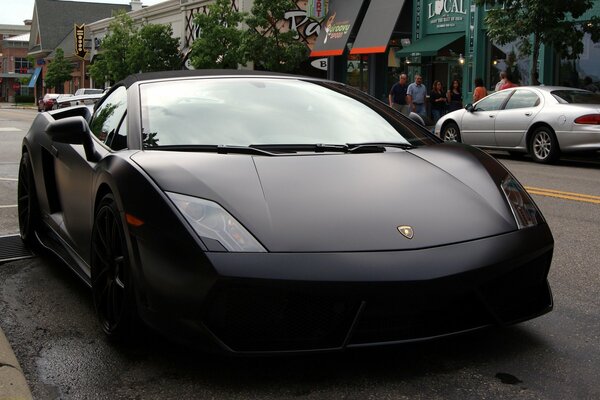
[524,186,600,204]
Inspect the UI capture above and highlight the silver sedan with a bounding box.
[434,86,600,163]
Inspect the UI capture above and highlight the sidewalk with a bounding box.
[0,327,32,399]
[0,102,37,110]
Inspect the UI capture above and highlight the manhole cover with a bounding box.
[0,234,35,263]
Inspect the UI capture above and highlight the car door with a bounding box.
[493,89,542,147]
[460,90,513,146]
[53,86,128,257]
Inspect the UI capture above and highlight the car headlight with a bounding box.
[166,192,266,252]
[500,175,543,229]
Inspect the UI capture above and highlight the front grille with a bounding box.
[202,284,360,352]
[349,284,491,345]
[202,251,553,353]
[479,251,553,323]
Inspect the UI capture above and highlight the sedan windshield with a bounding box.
[139,78,433,149]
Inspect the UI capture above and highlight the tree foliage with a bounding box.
[242,0,308,73]
[189,0,247,69]
[475,0,600,84]
[44,48,73,93]
[89,11,181,84]
[128,24,181,73]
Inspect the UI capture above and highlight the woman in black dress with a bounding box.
[446,79,463,112]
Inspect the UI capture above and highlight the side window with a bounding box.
[475,91,512,111]
[90,86,127,150]
[504,90,541,110]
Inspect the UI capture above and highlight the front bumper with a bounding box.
[138,223,554,354]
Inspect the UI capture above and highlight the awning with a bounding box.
[28,67,42,88]
[396,33,464,57]
[349,0,406,54]
[310,0,366,57]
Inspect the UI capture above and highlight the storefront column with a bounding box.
[466,0,486,103]
[369,53,387,101]
[538,44,555,86]
[327,54,347,83]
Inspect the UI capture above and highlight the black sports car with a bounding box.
[18,70,554,354]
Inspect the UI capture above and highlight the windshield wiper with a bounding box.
[347,142,415,152]
[151,144,277,156]
[249,143,350,153]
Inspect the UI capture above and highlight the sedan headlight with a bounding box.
[167,192,266,252]
[501,175,543,229]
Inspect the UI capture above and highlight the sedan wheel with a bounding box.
[441,122,461,142]
[91,194,140,341]
[17,152,40,247]
[529,126,559,164]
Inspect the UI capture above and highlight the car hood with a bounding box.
[131,145,516,252]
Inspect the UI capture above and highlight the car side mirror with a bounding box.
[46,116,99,162]
[466,103,474,112]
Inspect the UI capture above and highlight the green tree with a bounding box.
[89,11,181,84]
[242,0,308,73]
[44,48,73,93]
[128,23,181,73]
[89,11,136,83]
[476,0,600,84]
[189,0,247,69]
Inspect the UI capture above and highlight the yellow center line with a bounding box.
[524,186,600,204]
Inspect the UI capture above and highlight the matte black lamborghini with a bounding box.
[18,70,554,354]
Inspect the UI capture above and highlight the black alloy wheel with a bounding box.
[442,122,461,142]
[91,193,139,341]
[17,152,40,247]
[529,126,559,164]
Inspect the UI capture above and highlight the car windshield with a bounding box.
[139,77,434,149]
[551,89,600,104]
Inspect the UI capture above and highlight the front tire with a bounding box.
[18,152,40,247]
[91,193,141,342]
[441,122,461,142]
[529,126,559,164]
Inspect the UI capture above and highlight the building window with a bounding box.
[15,57,32,74]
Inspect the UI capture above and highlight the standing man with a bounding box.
[388,73,410,115]
[406,74,427,119]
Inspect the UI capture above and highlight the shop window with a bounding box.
[558,33,600,89]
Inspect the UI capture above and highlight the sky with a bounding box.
[0,0,167,25]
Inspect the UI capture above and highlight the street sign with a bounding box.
[74,24,88,59]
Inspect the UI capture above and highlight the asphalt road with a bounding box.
[1,108,599,399]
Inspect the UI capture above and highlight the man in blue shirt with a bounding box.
[388,73,410,115]
[407,74,427,119]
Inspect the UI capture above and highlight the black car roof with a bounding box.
[120,69,301,88]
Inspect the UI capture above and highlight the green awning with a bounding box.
[396,32,464,57]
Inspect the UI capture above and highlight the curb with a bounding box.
[0,328,32,400]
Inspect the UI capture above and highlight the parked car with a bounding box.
[435,86,600,163]
[55,93,104,109]
[19,70,554,354]
[37,93,61,111]
[74,88,104,96]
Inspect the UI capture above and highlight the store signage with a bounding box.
[13,82,21,91]
[425,0,466,34]
[307,0,327,19]
[74,24,88,59]
[310,58,328,70]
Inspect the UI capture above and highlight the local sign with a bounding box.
[74,24,88,59]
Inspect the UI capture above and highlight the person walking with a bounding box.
[495,71,507,91]
[388,73,410,115]
[473,77,488,103]
[499,71,518,90]
[446,79,463,112]
[429,80,446,124]
[406,74,427,119]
